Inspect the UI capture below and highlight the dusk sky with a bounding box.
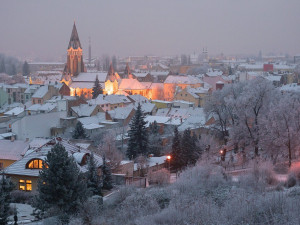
[1,0,300,61]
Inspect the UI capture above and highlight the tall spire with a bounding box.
[88,36,91,65]
[68,22,82,49]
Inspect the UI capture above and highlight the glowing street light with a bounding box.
[167,155,171,171]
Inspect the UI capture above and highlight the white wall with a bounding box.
[12,111,67,141]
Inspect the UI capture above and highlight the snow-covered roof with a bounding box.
[280,83,300,93]
[108,105,134,120]
[87,94,109,105]
[206,70,223,77]
[71,104,99,117]
[78,112,106,125]
[0,140,29,161]
[0,132,16,138]
[144,115,171,125]
[164,75,203,84]
[83,123,104,130]
[72,72,107,83]
[132,72,149,78]
[118,79,146,90]
[265,75,281,82]
[39,103,57,112]
[4,139,103,177]
[134,156,167,171]
[178,115,207,131]
[104,95,131,104]
[134,103,156,114]
[32,86,48,98]
[4,107,24,116]
[27,104,42,111]
[128,94,149,103]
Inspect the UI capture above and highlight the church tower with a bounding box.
[65,22,85,77]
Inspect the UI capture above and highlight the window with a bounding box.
[38,99,41,104]
[26,159,48,169]
[0,162,3,169]
[19,179,32,191]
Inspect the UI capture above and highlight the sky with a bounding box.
[0,0,300,61]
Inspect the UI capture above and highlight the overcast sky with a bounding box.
[1,0,300,61]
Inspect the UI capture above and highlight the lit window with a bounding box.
[26,159,48,169]
[19,179,32,191]
[19,180,25,191]
[26,180,32,191]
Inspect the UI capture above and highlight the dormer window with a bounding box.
[26,159,48,169]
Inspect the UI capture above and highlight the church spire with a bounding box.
[68,22,82,49]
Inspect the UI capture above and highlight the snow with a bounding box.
[4,107,24,116]
[32,85,48,98]
[118,79,146,90]
[104,95,131,104]
[0,140,29,161]
[71,104,98,117]
[164,75,203,84]
[72,72,108,82]
[83,123,104,130]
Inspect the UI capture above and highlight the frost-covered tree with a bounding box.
[228,78,277,157]
[97,132,122,170]
[22,61,30,76]
[204,82,244,144]
[0,174,14,225]
[72,121,87,139]
[34,143,87,219]
[101,156,113,190]
[262,93,300,166]
[148,121,162,156]
[126,103,148,159]
[91,75,103,99]
[86,153,102,196]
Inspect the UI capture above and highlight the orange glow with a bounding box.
[220,150,223,154]
[167,155,171,160]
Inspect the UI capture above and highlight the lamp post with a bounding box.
[167,155,171,172]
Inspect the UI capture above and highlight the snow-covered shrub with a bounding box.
[287,173,297,188]
[239,160,277,192]
[10,190,37,204]
[106,186,136,206]
[148,168,170,185]
[111,190,160,225]
[148,188,171,209]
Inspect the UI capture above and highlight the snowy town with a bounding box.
[1,1,300,225]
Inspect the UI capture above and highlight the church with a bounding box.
[61,23,153,99]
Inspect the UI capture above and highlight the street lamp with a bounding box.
[167,155,171,172]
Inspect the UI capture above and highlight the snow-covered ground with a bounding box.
[8,203,36,224]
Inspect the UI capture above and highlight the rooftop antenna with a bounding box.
[88,36,91,65]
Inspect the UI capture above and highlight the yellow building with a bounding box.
[0,140,29,170]
[174,87,210,107]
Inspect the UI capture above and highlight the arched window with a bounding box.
[26,159,48,169]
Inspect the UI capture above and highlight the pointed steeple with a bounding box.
[124,63,130,77]
[108,63,114,75]
[68,22,82,49]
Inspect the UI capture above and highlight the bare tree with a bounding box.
[97,131,123,170]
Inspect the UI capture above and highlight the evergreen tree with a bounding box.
[148,121,162,156]
[101,156,113,190]
[86,153,102,196]
[22,61,30,76]
[181,129,199,166]
[0,59,6,73]
[170,127,184,171]
[34,143,87,219]
[11,64,16,76]
[0,174,14,225]
[126,103,148,159]
[72,121,87,139]
[91,75,103,99]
